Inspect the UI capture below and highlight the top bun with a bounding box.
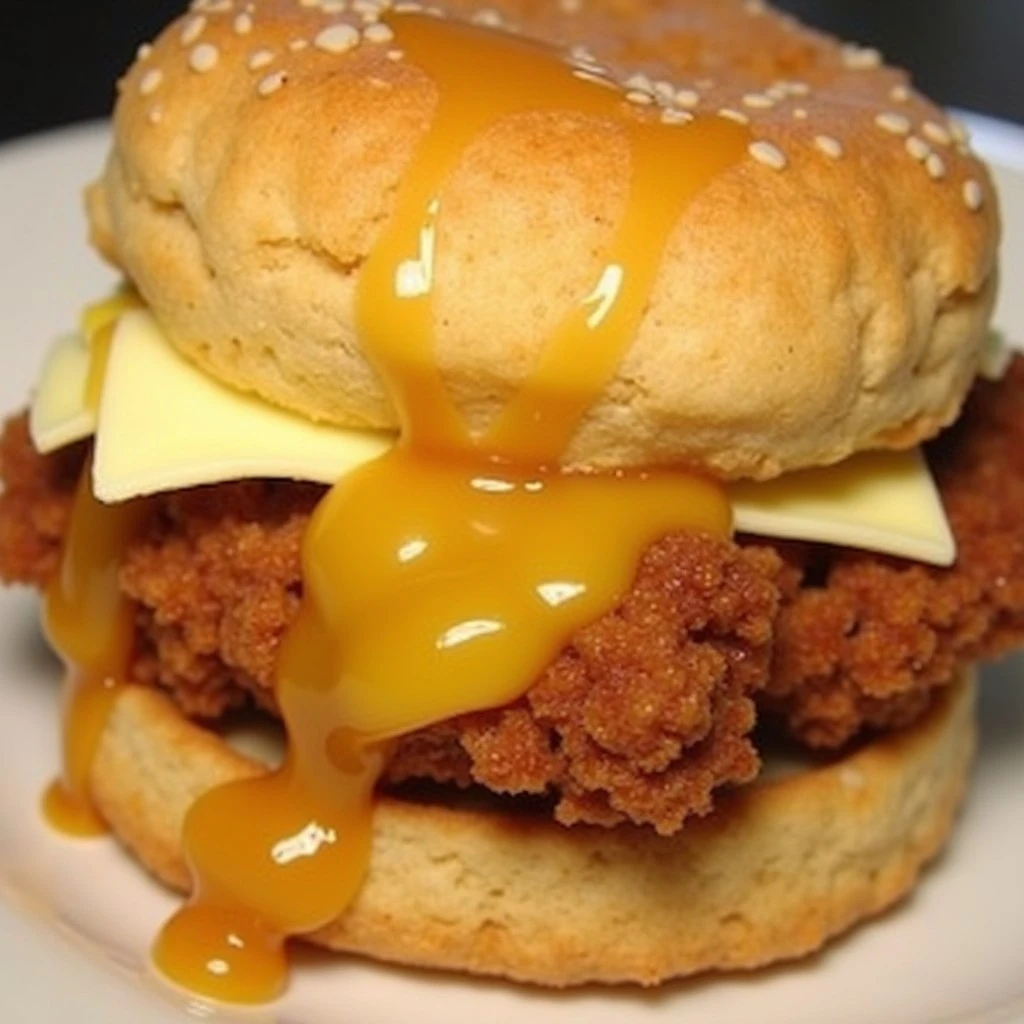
[88,0,999,479]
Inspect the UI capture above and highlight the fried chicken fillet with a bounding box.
[4,361,1024,835]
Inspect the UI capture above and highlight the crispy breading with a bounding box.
[409,535,780,834]
[126,480,321,718]
[0,416,81,588]
[4,363,1024,829]
[756,362,1024,746]
[123,493,779,832]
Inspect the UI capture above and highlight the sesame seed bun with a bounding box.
[86,0,998,479]
[89,673,974,985]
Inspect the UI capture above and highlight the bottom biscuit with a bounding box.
[89,672,975,987]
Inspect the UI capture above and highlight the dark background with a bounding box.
[0,0,1021,143]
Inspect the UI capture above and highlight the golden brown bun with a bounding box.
[89,673,975,986]
[88,0,999,479]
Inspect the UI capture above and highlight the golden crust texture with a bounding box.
[90,0,998,479]
[90,673,975,986]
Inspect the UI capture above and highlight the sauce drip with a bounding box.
[356,15,746,460]
[51,13,747,1003]
[42,458,148,836]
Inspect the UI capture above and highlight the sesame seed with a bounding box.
[364,22,394,43]
[192,0,231,10]
[472,8,503,26]
[569,44,596,64]
[660,108,693,125]
[139,68,163,96]
[922,120,952,147]
[572,69,615,88]
[386,48,404,61]
[963,179,984,212]
[905,136,930,161]
[189,43,220,73]
[783,80,811,96]
[744,0,766,14]
[718,108,750,125]
[571,58,607,77]
[148,106,163,125]
[315,23,360,53]
[948,118,970,145]
[247,48,274,70]
[814,134,843,159]
[674,88,699,109]
[626,90,654,106]
[424,6,446,17]
[233,12,253,34]
[625,73,652,93]
[742,92,774,109]
[181,15,207,46]
[875,111,911,135]
[299,0,321,6]
[749,140,787,170]
[889,84,910,103]
[653,80,675,103]
[394,1,422,10]
[322,0,347,10]
[792,107,808,120]
[559,0,583,11]
[925,152,946,180]
[137,43,154,61]
[258,71,288,96]
[290,39,309,51]
[841,44,881,70]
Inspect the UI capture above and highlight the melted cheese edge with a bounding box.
[29,311,956,566]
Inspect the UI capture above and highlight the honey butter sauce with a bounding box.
[46,12,745,1005]
[42,460,149,836]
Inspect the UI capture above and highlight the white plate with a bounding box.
[1,120,1024,1024]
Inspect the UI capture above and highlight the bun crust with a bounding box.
[89,673,975,986]
[89,0,999,479]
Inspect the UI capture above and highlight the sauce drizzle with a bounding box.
[53,13,747,1004]
[42,458,148,837]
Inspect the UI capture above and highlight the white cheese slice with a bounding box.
[93,312,391,503]
[29,292,141,455]
[731,450,955,565]
[31,309,958,566]
[29,332,96,455]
